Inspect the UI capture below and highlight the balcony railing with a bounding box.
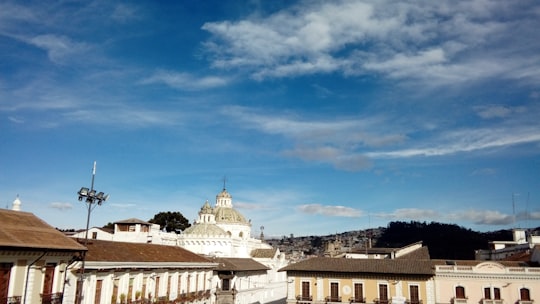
[296,295,313,303]
[518,301,534,304]
[0,296,22,304]
[374,298,390,304]
[452,297,468,304]
[326,296,342,303]
[41,292,63,304]
[482,299,503,304]
[406,300,423,304]
[350,297,366,303]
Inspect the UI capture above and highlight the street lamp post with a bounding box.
[75,161,109,304]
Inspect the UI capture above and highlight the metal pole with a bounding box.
[76,161,98,304]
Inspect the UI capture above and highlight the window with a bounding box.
[456,286,466,299]
[494,288,500,300]
[484,288,491,300]
[301,281,311,301]
[330,282,339,301]
[410,285,420,304]
[379,284,389,304]
[520,288,531,301]
[42,263,56,296]
[222,278,230,291]
[92,231,97,239]
[354,283,364,302]
[94,280,102,304]
[0,263,13,302]
[484,287,501,300]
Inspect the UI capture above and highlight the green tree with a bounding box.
[149,211,191,232]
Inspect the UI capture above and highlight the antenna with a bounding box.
[512,193,516,228]
[526,192,530,227]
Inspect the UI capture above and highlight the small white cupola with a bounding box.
[12,195,21,211]
[197,200,216,224]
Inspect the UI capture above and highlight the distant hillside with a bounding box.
[374,221,514,260]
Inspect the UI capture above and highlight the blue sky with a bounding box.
[1,0,539,238]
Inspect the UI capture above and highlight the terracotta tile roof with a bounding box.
[279,257,434,275]
[0,209,86,251]
[81,239,212,263]
[212,257,270,271]
[251,248,277,258]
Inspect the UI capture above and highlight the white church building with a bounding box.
[179,187,273,258]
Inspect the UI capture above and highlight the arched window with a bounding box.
[520,288,531,301]
[455,286,466,299]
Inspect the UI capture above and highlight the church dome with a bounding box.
[214,206,249,224]
[217,188,232,198]
[183,223,227,236]
[200,200,213,214]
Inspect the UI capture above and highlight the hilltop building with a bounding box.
[475,228,540,261]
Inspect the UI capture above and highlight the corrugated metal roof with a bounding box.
[0,209,86,251]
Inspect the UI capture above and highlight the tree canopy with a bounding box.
[375,221,513,260]
[148,211,191,233]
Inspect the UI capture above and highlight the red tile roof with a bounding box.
[0,209,86,251]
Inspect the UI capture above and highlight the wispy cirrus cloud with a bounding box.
[367,126,540,159]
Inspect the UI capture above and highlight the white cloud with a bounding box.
[475,105,526,119]
[202,0,540,86]
[453,210,514,225]
[26,34,90,64]
[297,204,362,217]
[50,202,73,210]
[141,70,229,90]
[376,208,439,220]
[8,116,24,124]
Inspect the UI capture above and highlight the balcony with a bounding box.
[0,296,22,304]
[452,297,468,304]
[374,298,390,304]
[518,301,534,304]
[296,295,313,304]
[41,292,63,304]
[406,300,423,304]
[326,296,342,303]
[350,297,366,303]
[483,300,503,304]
